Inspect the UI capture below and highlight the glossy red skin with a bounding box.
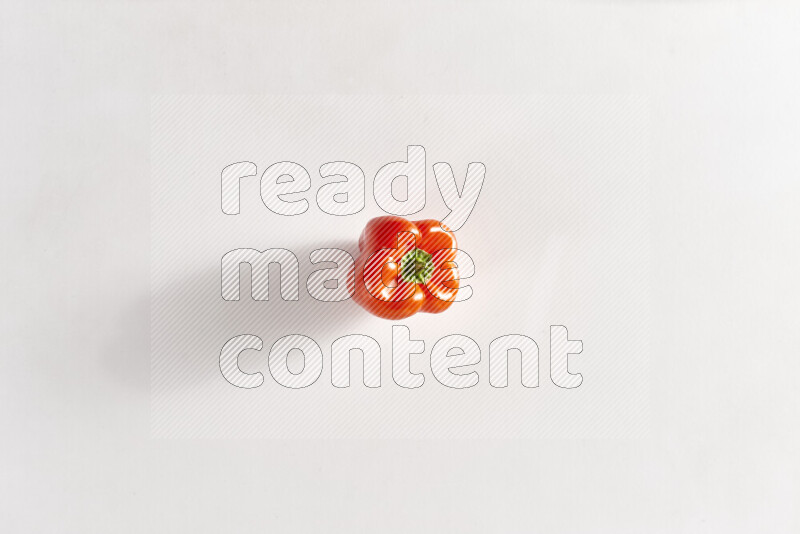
[352,216,459,320]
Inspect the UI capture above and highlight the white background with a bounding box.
[1,1,799,532]
[150,95,650,439]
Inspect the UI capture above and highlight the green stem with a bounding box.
[400,248,434,284]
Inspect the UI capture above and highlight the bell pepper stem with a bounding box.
[399,248,434,284]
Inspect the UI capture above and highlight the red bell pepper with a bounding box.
[351,216,460,320]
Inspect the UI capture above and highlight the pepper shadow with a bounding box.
[103,239,362,392]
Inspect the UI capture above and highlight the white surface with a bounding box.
[1,1,799,532]
[150,95,650,439]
